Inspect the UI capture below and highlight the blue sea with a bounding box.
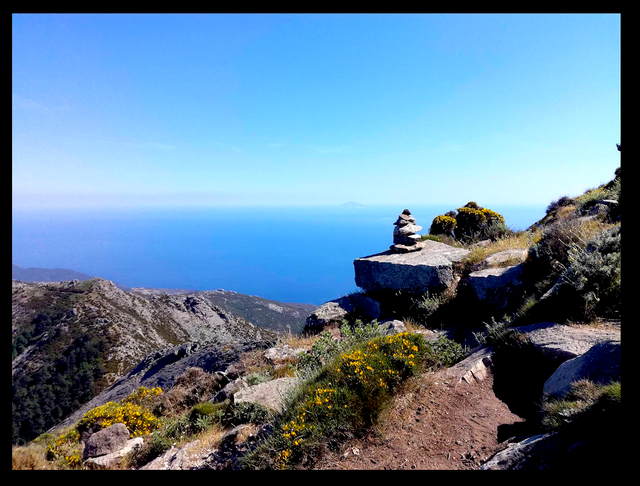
[12,205,546,306]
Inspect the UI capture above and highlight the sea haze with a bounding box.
[12,204,546,305]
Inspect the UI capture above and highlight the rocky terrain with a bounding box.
[130,287,316,335]
[12,167,621,470]
[11,277,293,444]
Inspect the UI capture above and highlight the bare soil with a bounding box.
[313,369,525,470]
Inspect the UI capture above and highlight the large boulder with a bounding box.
[233,377,299,413]
[83,423,131,459]
[353,240,470,294]
[481,432,564,470]
[264,344,307,365]
[304,293,381,333]
[514,322,621,364]
[84,437,144,469]
[467,264,524,312]
[543,340,621,399]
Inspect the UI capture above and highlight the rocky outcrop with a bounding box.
[304,293,381,333]
[353,240,470,294]
[233,377,299,413]
[543,340,621,399]
[467,264,524,311]
[264,344,307,365]
[514,321,621,364]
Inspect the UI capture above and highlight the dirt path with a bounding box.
[313,369,524,470]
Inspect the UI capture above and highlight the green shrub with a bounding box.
[222,401,273,427]
[421,234,441,242]
[188,402,218,423]
[554,225,621,320]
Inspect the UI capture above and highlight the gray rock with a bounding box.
[514,322,621,364]
[84,437,144,469]
[305,293,382,332]
[376,319,407,335]
[390,241,428,253]
[443,345,494,384]
[481,432,563,470]
[305,297,354,329]
[468,264,524,311]
[233,377,299,413]
[83,423,131,459]
[543,340,621,399]
[394,214,416,225]
[212,376,249,403]
[354,240,470,293]
[264,344,307,364]
[393,224,422,236]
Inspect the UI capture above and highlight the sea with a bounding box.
[12,204,546,306]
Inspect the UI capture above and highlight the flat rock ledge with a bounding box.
[353,240,470,294]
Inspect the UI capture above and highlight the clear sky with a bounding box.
[12,13,621,209]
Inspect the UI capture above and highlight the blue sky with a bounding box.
[12,13,621,209]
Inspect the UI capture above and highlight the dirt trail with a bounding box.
[313,369,524,470]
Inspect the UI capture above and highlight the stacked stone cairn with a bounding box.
[391,209,427,253]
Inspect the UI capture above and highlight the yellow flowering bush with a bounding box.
[76,387,162,438]
[43,428,83,469]
[248,332,429,470]
[429,215,457,236]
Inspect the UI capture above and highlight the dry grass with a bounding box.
[462,230,540,272]
[280,332,318,350]
[158,367,225,418]
[185,423,227,456]
[12,443,55,470]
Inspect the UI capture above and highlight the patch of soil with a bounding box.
[313,369,525,470]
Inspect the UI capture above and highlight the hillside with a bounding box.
[11,278,277,444]
[130,287,316,335]
[11,167,621,470]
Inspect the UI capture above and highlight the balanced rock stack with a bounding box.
[391,209,427,253]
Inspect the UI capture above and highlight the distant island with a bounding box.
[340,201,366,208]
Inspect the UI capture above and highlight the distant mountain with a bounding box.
[130,287,317,335]
[12,264,130,291]
[11,277,278,444]
[340,201,366,208]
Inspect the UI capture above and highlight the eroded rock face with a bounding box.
[353,240,470,294]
